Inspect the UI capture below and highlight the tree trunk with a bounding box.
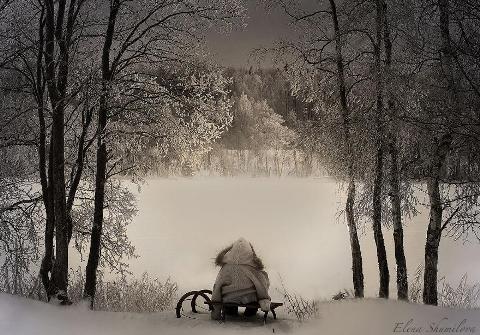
[382,0,408,301]
[84,0,119,307]
[423,0,457,306]
[346,177,364,298]
[372,0,389,299]
[83,115,107,305]
[40,145,56,298]
[423,132,452,305]
[389,138,408,300]
[43,0,68,298]
[329,0,364,298]
[50,98,69,299]
[423,173,443,305]
[373,146,389,298]
[35,6,56,298]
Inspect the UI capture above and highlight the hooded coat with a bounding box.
[211,238,271,317]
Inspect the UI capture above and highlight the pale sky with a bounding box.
[204,1,293,68]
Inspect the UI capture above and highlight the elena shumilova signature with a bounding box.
[393,318,477,333]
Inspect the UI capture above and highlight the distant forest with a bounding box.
[171,67,321,177]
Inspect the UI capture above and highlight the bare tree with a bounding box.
[328,0,364,298]
[383,0,408,301]
[394,0,480,305]
[270,0,367,297]
[1,0,98,301]
[372,0,389,299]
[83,0,244,306]
[83,0,120,305]
[422,0,458,306]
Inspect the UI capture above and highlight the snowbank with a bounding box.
[0,293,478,335]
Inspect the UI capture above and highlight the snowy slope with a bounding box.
[1,293,479,335]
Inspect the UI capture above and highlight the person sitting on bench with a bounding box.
[211,237,271,320]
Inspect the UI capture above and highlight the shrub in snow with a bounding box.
[409,265,479,309]
[68,269,177,312]
[276,281,319,321]
[438,274,480,309]
[409,265,424,304]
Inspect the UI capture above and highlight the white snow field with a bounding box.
[4,178,480,334]
[1,292,479,335]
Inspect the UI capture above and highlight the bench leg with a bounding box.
[272,309,277,320]
[263,311,268,325]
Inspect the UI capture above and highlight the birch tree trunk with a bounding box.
[84,0,120,306]
[372,0,389,299]
[383,1,408,300]
[423,0,457,305]
[35,6,56,297]
[41,0,83,302]
[43,0,70,300]
[328,0,364,298]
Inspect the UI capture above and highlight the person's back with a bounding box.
[211,238,271,319]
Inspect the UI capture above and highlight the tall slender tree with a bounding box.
[372,0,389,299]
[383,0,408,300]
[422,0,458,306]
[84,0,120,305]
[83,0,244,307]
[328,0,364,298]
[41,0,87,302]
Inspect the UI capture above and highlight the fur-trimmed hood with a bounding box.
[214,238,264,270]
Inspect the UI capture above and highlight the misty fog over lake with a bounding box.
[79,177,480,300]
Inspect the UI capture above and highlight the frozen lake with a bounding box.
[103,177,480,300]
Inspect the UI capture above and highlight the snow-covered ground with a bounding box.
[1,293,478,335]
[76,177,480,300]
